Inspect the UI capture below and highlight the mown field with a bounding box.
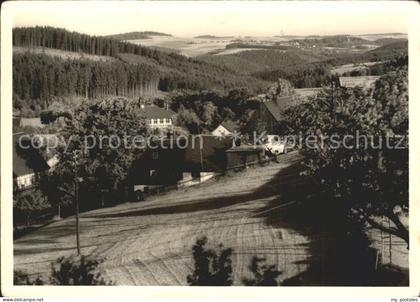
[128,36,233,57]
[14,150,408,285]
[15,152,312,285]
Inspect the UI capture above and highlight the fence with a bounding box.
[368,216,409,269]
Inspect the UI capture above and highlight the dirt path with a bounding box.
[14,151,311,285]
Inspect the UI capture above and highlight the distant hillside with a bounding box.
[194,35,234,39]
[373,38,408,46]
[225,43,292,51]
[12,26,269,114]
[325,40,408,65]
[198,49,328,75]
[253,62,336,88]
[253,41,408,88]
[106,31,172,40]
[365,40,408,58]
[360,33,407,38]
[116,52,268,92]
[290,35,370,47]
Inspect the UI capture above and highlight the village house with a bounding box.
[253,94,297,134]
[13,116,45,130]
[225,144,266,170]
[138,104,176,131]
[13,132,50,191]
[339,76,380,89]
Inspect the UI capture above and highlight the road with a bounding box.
[14,151,312,285]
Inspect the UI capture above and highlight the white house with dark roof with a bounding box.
[13,132,50,191]
[139,105,176,130]
[338,76,380,89]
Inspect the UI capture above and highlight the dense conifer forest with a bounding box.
[13,26,269,115]
[12,27,407,116]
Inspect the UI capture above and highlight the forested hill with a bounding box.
[13,26,206,66]
[253,41,408,86]
[324,40,408,66]
[290,35,369,47]
[105,31,172,40]
[13,26,269,115]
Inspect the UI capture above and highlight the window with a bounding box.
[17,174,33,188]
[150,170,157,177]
[152,151,159,160]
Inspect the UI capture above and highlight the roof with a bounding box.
[20,117,45,128]
[339,76,380,89]
[262,95,295,122]
[184,135,233,172]
[139,105,176,119]
[13,133,50,177]
[295,88,323,98]
[226,145,265,152]
[220,120,239,133]
[130,135,234,173]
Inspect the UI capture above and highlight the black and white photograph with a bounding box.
[1,0,419,298]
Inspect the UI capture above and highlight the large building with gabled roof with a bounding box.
[138,104,176,130]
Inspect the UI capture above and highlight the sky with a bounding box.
[7,1,411,37]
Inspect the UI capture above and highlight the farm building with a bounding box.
[130,139,185,188]
[226,145,266,170]
[184,135,234,173]
[339,76,380,89]
[129,135,235,193]
[253,95,296,134]
[129,135,271,195]
[13,132,50,191]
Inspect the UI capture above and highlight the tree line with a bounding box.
[341,55,408,77]
[170,89,260,134]
[255,62,339,88]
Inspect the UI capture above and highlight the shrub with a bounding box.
[187,236,233,286]
[243,256,282,286]
[50,255,113,285]
[14,270,44,285]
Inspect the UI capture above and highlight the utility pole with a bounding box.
[73,149,82,256]
[389,218,392,265]
[199,139,203,172]
[74,171,81,256]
